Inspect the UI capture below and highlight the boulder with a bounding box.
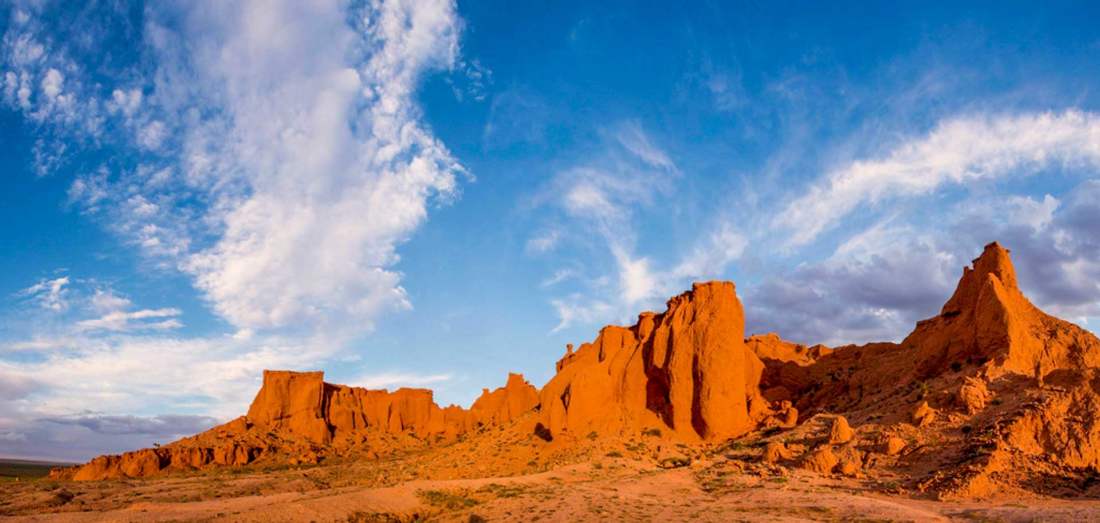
[883,436,907,456]
[801,446,839,474]
[957,378,990,414]
[828,416,855,444]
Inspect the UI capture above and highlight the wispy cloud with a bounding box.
[76,308,182,333]
[350,372,453,390]
[776,110,1100,247]
[43,414,218,437]
[17,276,69,312]
[612,120,678,172]
[532,122,747,331]
[525,228,561,254]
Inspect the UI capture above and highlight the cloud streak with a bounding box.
[776,110,1100,246]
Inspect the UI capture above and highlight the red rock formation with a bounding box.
[906,242,1100,378]
[247,371,331,443]
[746,333,832,366]
[470,373,540,427]
[743,242,1100,498]
[56,371,538,480]
[538,281,776,442]
[51,241,1100,499]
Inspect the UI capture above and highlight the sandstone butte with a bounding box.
[52,242,1100,500]
[57,371,539,481]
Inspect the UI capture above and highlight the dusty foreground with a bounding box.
[6,450,1100,523]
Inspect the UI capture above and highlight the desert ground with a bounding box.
[6,443,1100,522]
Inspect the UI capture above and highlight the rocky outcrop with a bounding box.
[470,372,540,427]
[247,371,331,443]
[905,242,1100,378]
[746,242,1100,498]
[55,371,539,480]
[746,333,832,366]
[537,281,776,442]
[50,241,1100,500]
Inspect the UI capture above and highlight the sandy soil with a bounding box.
[6,453,1100,522]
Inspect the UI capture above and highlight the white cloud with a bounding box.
[1,0,473,459]
[0,331,334,423]
[534,124,678,329]
[540,268,576,288]
[1005,194,1060,231]
[613,247,659,307]
[776,110,1100,246]
[349,372,452,390]
[76,308,183,333]
[107,88,142,117]
[526,228,561,254]
[40,68,62,100]
[748,177,1100,345]
[746,231,961,345]
[1,275,342,432]
[18,276,69,312]
[4,0,469,335]
[613,120,677,171]
[549,296,614,333]
[672,220,748,280]
[137,120,166,150]
[160,0,465,332]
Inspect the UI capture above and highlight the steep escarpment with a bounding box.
[55,371,539,480]
[538,281,781,442]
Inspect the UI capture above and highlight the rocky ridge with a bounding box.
[55,371,538,480]
[52,242,1100,500]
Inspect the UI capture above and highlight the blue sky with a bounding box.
[2,1,1100,461]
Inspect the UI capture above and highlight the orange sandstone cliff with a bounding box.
[53,242,1100,500]
[57,371,538,480]
[745,242,1100,498]
[538,281,778,442]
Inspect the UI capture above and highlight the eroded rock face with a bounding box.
[247,371,331,444]
[538,281,775,441]
[57,371,538,480]
[470,373,540,427]
[748,242,1100,498]
[906,242,1100,378]
[52,241,1100,499]
[746,333,832,366]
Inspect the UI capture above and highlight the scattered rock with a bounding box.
[837,457,861,476]
[763,441,793,463]
[800,446,839,474]
[883,436,907,456]
[957,378,990,414]
[828,416,854,444]
[912,401,936,427]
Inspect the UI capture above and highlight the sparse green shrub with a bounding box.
[417,489,479,510]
